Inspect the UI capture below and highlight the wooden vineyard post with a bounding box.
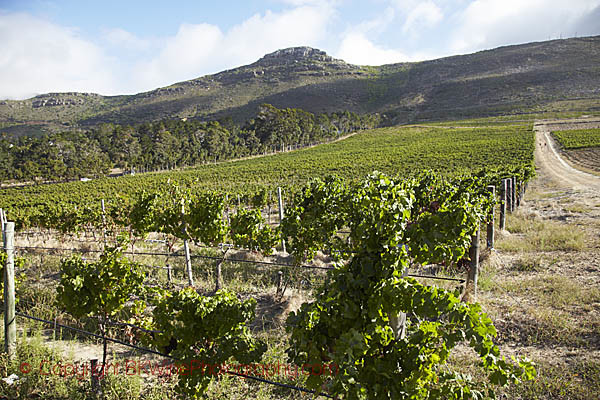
[181,203,194,287]
[519,180,525,205]
[214,259,223,291]
[183,239,193,287]
[277,187,286,253]
[166,264,172,283]
[224,194,230,225]
[486,185,495,249]
[512,177,517,210]
[464,226,480,303]
[91,359,100,392]
[3,222,16,360]
[506,178,513,213]
[389,270,408,340]
[0,209,5,231]
[276,271,283,297]
[500,179,507,230]
[214,249,228,292]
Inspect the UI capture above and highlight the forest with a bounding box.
[0,104,381,183]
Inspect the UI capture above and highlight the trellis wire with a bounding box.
[15,245,465,281]
[15,312,334,398]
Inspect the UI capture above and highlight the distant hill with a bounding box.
[2,36,600,136]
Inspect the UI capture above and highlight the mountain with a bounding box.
[2,36,600,136]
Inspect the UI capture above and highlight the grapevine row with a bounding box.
[0,124,535,232]
[22,170,537,400]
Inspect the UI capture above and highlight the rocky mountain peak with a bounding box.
[257,46,342,65]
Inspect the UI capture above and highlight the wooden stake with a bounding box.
[215,254,226,292]
[277,187,286,253]
[167,264,172,283]
[464,227,480,303]
[486,185,495,249]
[181,203,194,287]
[519,180,525,205]
[3,222,16,360]
[268,191,272,225]
[506,178,513,213]
[91,359,100,392]
[183,239,193,287]
[512,176,517,210]
[389,270,408,339]
[499,179,507,230]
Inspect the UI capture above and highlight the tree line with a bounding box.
[0,104,381,184]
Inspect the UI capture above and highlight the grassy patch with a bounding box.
[511,254,559,272]
[504,359,600,400]
[563,204,592,213]
[0,331,177,399]
[494,275,600,308]
[497,213,585,252]
[493,306,592,347]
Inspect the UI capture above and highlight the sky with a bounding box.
[1,0,599,100]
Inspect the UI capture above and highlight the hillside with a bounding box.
[1,36,600,135]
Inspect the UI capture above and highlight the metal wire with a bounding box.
[407,274,465,283]
[15,312,334,398]
[14,245,334,271]
[16,244,466,282]
[16,312,170,358]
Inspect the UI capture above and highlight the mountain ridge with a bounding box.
[1,36,600,136]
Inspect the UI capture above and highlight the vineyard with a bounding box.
[551,128,600,149]
[0,124,535,232]
[0,120,542,399]
[1,168,535,399]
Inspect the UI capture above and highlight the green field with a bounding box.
[552,128,600,149]
[0,124,534,226]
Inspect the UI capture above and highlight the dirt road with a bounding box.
[533,120,600,192]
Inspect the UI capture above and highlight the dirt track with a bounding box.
[533,120,600,192]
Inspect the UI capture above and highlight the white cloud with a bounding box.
[336,32,410,65]
[0,13,116,99]
[222,5,334,65]
[133,4,335,90]
[450,0,600,53]
[104,28,151,51]
[279,0,330,5]
[134,23,224,89]
[402,1,443,35]
[0,4,336,99]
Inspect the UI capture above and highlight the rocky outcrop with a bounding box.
[256,46,349,67]
[32,98,84,108]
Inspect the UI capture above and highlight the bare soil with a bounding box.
[563,148,600,174]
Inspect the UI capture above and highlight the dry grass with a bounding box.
[491,274,600,308]
[497,212,585,252]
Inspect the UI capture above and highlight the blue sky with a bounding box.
[1,0,599,99]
